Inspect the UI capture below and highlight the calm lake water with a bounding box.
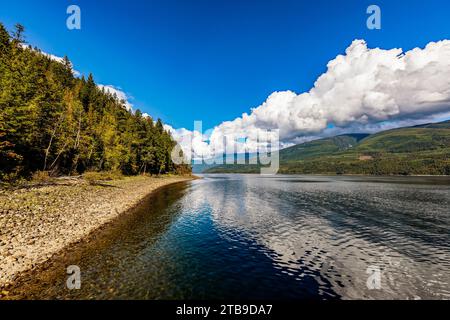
[14,175,450,300]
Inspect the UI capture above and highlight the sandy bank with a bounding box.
[0,175,193,290]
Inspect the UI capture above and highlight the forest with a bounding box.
[0,23,190,182]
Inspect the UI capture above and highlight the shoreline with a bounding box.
[200,172,450,177]
[0,175,195,292]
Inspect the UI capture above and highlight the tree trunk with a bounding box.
[44,114,65,171]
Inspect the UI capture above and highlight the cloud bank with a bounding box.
[169,39,450,160]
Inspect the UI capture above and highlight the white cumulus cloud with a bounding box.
[164,124,212,159]
[168,39,450,160]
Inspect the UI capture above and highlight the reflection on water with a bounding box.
[13,175,450,299]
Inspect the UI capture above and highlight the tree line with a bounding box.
[0,23,190,181]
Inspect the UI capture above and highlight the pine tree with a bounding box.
[11,23,25,44]
[0,23,10,54]
[0,21,189,181]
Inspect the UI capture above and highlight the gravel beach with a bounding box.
[0,175,193,292]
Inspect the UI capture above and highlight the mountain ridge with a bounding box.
[204,120,450,175]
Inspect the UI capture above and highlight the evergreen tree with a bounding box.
[0,22,190,181]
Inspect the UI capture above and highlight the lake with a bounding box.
[13,174,450,300]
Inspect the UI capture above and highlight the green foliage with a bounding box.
[0,22,191,181]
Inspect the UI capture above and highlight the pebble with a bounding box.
[0,176,191,289]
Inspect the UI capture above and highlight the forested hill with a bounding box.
[0,23,190,182]
[205,120,450,175]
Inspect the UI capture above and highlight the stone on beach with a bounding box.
[0,176,192,289]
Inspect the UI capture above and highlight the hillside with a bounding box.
[280,134,369,162]
[0,23,190,182]
[205,120,450,175]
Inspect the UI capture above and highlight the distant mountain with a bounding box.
[191,152,258,173]
[412,120,450,129]
[204,120,450,175]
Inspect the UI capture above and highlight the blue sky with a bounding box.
[1,0,450,131]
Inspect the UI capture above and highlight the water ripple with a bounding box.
[13,174,450,300]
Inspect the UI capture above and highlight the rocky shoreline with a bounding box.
[0,175,193,293]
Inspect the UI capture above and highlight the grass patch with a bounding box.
[83,171,124,184]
